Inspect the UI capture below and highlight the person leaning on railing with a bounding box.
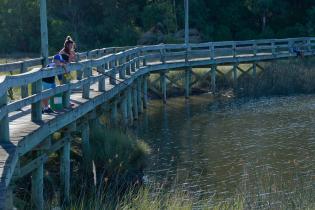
[59,36,76,83]
[42,54,66,114]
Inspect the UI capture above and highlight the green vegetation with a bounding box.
[1,1,315,54]
[66,166,314,210]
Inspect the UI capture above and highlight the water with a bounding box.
[135,94,315,202]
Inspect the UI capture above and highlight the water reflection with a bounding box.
[135,94,315,201]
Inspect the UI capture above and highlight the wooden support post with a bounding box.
[271,40,276,57]
[142,52,147,66]
[82,63,92,99]
[81,123,91,172]
[60,136,70,205]
[32,162,44,210]
[20,62,29,98]
[307,38,312,52]
[143,74,148,109]
[62,72,71,108]
[126,55,131,75]
[185,68,191,99]
[232,43,236,58]
[253,62,257,78]
[131,54,136,73]
[121,93,128,126]
[76,54,83,80]
[109,59,117,85]
[40,0,49,66]
[137,78,143,113]
[160,72,167,103]
[136,51,140,70]
[253,41,257,57]
[119,57,126,79]
[211,65,216,93]
[0,93,9,142]
[31,79,42,122]
[127,87,134,123]
[110,99,118,125]
[233,63,238,88]
[98,64,106,92]
[132,84,138,120]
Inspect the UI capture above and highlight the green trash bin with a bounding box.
[50,93,63,111]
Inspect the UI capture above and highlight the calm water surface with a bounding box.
[135,94,315,201]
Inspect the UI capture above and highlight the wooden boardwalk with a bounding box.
[0,37,315,209]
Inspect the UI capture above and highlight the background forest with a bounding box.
[1,0,315,54]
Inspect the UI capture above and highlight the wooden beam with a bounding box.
[211,65,216,93]
[132,84,138,120]
[121,93,128,126]
[160,72,167,103]
[0,93,9,142]
[82,63,92,99]
[127,87,134,123]
[110,99,118,125]
[31,79,42,122]
[185,67,191,98]
[137,77,143,113]
[40,0,49,66]
[143,74,148,109]
[81,123,91,172]
[31,161,44,210]
[60,137,70,205]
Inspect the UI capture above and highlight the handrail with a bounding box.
[1,37,315,139]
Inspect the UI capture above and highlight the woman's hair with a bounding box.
[64,36,75,53]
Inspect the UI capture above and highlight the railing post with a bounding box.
[143,74,148,109]
[253,41,257,57]
[62,68,71,108]
[210,43,215,61]
[136,50,140,70]
[0,92,9,142]
[20,62,29,98]
[131,54,136,73]
[76,54,83,80]
[142,50,147,66]
[271,40,276,57]
[109,58,117,85]
[98,63,106,92]
[119,56,126,80]
[232,43,236,58]
[126,55,131,75]
[307,38,312,52]
[31,161,44,210]
[31,79,42,122]
[160,47,166,64]
[82,61,92,99]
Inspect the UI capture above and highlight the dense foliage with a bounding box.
[1,0,315,54]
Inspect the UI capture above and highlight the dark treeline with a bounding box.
[1,0,315,54]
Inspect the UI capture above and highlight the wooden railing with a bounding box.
[1,37,315,142]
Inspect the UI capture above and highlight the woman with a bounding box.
[59,36,76,62]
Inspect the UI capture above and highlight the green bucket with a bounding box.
[50,93,63,111]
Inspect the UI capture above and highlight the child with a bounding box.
[42,54,66,114]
